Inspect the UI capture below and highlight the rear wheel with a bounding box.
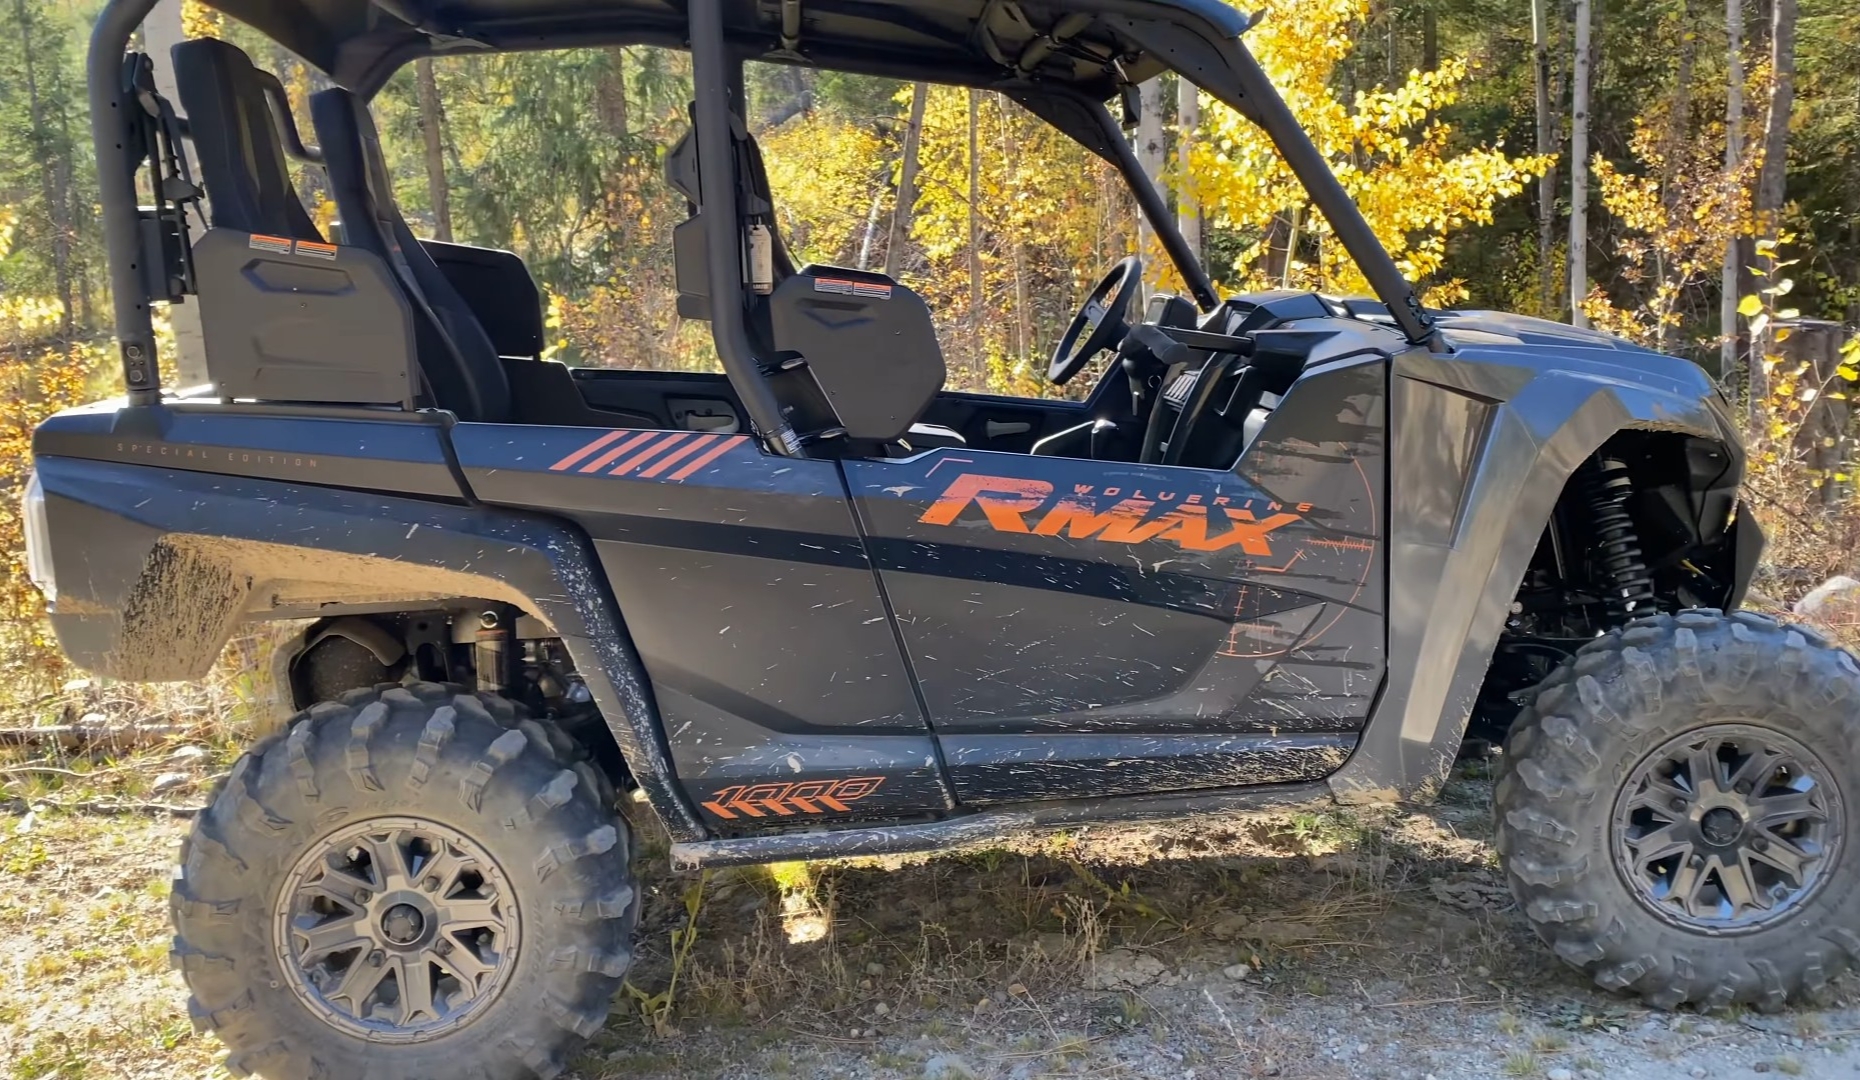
[1495,610,1860,1009]
[173,683,636,1079]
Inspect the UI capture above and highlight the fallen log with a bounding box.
[0,724,192,749]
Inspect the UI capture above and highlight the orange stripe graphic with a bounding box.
[667,435,745,481]
[549,430,627,471]
[638,433,720,478]
[610,432,692,476]
[577,430,658,474]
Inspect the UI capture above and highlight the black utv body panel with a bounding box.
[31,429,706,842]
[31,305,1754,862]
[1343,316,1753,801]
[49,0,1754,871]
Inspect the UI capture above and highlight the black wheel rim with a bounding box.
[1611,724,1842,934]
[274,817,520,1042]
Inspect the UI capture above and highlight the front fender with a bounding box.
[1333,344,1747,802]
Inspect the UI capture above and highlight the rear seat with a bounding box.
[171,38,420,408]
[172,38,322,241]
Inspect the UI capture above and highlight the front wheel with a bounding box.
[1495,610,1860,1010]
[172,683,637,1079]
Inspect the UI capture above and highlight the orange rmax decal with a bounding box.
[544,431,752,482]
[610,431,692,475]
[550,430,628,471]
[668,435,748,480]
[700,776,886,820]
[918,472,1310,558]
[579,430,657,473]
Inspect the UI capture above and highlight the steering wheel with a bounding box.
[1049,256,1143,386]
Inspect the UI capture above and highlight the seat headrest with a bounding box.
[309,88,397,233]
[171,38,320,241]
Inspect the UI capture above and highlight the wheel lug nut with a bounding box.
[1689,854,1706,869]
[368,950,385,967]
[1735,781,1753,795]
[354,889,372,904]
[1752,836,1770,851]
[1669,798,1687,812]
[436,938,453,956]
[423,877,439,891]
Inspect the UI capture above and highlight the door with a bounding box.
[451,420,956,832]
[843,356,1387,803]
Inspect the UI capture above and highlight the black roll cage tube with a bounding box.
[85,0,1445,413]
[688,0,803,454]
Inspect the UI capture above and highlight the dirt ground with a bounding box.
[3,750,1859,1080]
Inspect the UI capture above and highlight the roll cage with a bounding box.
[88,0,1443,446]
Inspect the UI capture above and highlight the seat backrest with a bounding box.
[170,38,321,240]
[769,266,945,443]
[310,87,510,423]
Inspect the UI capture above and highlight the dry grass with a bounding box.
[0,812,204,1078]
[0,642,277,1079]
[4,753,1849,1079]
[573,759,1545,1078]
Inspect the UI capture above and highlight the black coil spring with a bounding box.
[1584,456,1657,620]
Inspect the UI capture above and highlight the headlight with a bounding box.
[21,470,54,603]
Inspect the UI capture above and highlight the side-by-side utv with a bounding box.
[24,0,1858,1075]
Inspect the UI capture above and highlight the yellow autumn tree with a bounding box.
[907,87,1134,389]
[0,205,111,686]
[760,87,1133,392]
[760,112,888,266]
[1578,117,1757,352]
[1188,0,1549,303]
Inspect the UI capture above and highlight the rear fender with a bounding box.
[33,454,706,841]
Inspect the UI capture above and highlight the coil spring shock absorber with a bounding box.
[1584,456,1657,621]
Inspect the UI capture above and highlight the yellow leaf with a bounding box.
[1737,295,1764,318]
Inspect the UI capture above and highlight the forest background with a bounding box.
[0,0,1857,687]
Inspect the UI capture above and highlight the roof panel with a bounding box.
[200,0,1249,95]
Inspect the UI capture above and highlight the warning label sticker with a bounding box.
[813,277,893,300]
[293,240,339,260]
[248,233,294,254]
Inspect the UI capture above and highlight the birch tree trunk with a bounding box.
[1724,0,1747,399]
[415,59,453,242]
[1756,0,1797,235]
[884,82,928,280]
[1176,78,1200,261]
[1136,78,1166,294]
[1568,0,1593,328]
[999,96,1029,363]
[1531,0,1558,316]
[967,89,982,370]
